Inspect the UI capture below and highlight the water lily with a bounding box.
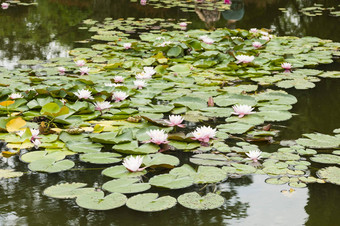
[114,76,124,83]
[260,36,270,41]
[249,28,258,33]
[134,80,147,89]
[9,93,23,99]
[113,91,128,102]
[202,36,214,44]
[192,126,216,143]
[146,129,169,145]
[32,139,41,149]
[58,67,66,75]
[94,101,112,111]
[30,128,40,140]
[123,43,132,49]
[74,89,93,100]
[165,115,185,127]
[79,67,90,75]
[224,0,231,4]
[1,3,9,9]
[232,104,255,118]
[159,41,172,47]
[179,22,187,27]
[104,83,123,87]
[136,72,152,80]
[123,156,144,172]
[140,0,147,5]
[235,55,255,64]
[246,150,262,162]
[75,60,86,67]
[144,67,156,76]
[252,41,262,48]
[281,62,292,72]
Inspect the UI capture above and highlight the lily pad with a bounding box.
[149,174,193,189]
[79,153,122,164]
[316,166,340,185]
[76,191,127,210]
[310,154,340,165]
[0,169,24,179]
[178,192,225,210]
[126,193,177,212]
[102,178,151,194]
[43,182,94,199]
[28,158,75,173]
[102,165,147,179]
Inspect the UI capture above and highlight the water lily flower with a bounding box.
[134,80,147,89]
[144,67,156,76]
[123,43,132,49]
[74,89,93,100]
[164,115,185,128]
[113,91,128,102]
[16,130,25,137]
[114,76,124,83]
[135,72,151,80]
[58,67,66,75]
[1,3,9,9]
[179,22,187,27]
[232,104,255,118]
[224,0,231,4]
[105,83,123,87]
[75,60,86,67]
[30,128,40,141]
[202,37,214,44]
[252,41,262,48]
[260,36,270,41]
[159,41,172,47]
[32,139,41,149]
[235,55,255,64]
[140,0,147,5]
[192,126,216,143]
[79,67,90,75]
[94,101,112,111]
[9,93,23,99]
[281,62,292,72]
[123,156,144,172]
[246,150,262,162]
[145,129,169,145]
[249,28,258,33]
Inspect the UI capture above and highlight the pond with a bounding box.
[0,0,340,225]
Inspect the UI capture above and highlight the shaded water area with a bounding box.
[0,0,340,225]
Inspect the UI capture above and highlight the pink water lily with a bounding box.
[252,41,262,49]
[235,55,255,64]
[9,93,23,99]
[140,0,147,5]
[123,156,145,172]
[1,2,9,9]
[179,22,187,27]
[113,91,128,102]
[192,126,216,143]
[58,67,66,75]
[114,76,124,83]
[246,150,262,162]
[75,60,86,67]
[123,43,132,49]
[224,0,231,4]
[202,36,214,44]
[164,115,185,128]
[145,129,169,145]
[249,28,258,33]
[281,62,292,73]
[232,104,255,118]
[79,67,90,75]
[260,36,270,41]
[94,101,112,111]
[74,89,93,100]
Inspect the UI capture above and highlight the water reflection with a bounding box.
[222,0,245,29]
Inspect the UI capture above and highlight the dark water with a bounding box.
[1,0,340,225]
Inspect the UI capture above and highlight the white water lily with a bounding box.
[158,41,172,47]
[123,155,144,172]
[134,80,147,89]
[114,76,124,83]
[30,128,40,140]
[249,28,258,33]
[192,126,216,143]
[143,67,156,76]
[146,129,169,145]
[79,67,90,75]
[113,91,128,102]
[94,101,112,111]
[232,104,255,118]
[123,43,132,49]
[136,72,152,80]
[75,60,86,67]
[1,3,9,9]
[235,55,255,64]
[246,150,262,162]
[74,89,93,100]
[32,139,41,149]
[164,115,185,127]
[202,37,214,44]
[104,83,123,87]
[9,93,23,99]
[260,36,270,41]
[281,62,292,72]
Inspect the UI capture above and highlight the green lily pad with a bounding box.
[76,191,127,210]
[79,153,122,164]
[28,158,75,173]
[102,178,151,194]
[102,165,147,179]
[178,192,225,210]
[310,154,340,165]
[190,153,230,166]
[43,182,94,199]
[0,169,24,179]
[20,151,66,163]
[316,166,340,185]
[143,153,180,167]
[149,174,194,189]
[126,193,177,212]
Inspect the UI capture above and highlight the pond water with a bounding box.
[0,0,340,225]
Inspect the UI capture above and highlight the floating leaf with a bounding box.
[126,193,177,212]
[178,192,225,210]
[28,158,75,173]
[79,153,121,164]
[317,166,340,185]
[149,174,193,189]
[310,154,340,165]
[102,178,151,194]
[0,169,24,179]
[76,191,127,210]
[102,165,147,179]
[43,182,94,199]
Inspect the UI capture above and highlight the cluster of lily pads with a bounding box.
[279,3,340,17]
[0,0,37,9]
[0,17,340,211]
[131,0,230,13]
